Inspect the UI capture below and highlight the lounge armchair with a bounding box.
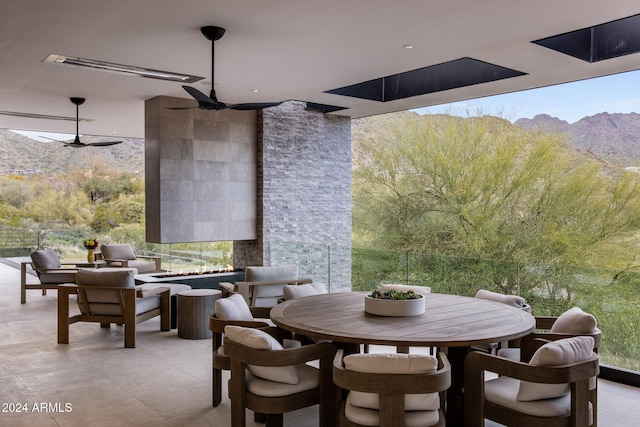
[99,243,162,274]
[57,267,170,348]
[21,248,79,304]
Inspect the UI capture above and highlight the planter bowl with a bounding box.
[364,294,425,317]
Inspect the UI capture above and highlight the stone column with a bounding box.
[234,101,352,292]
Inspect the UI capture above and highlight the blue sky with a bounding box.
[414,69,640,124]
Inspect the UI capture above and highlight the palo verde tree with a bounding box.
[352,112,640,294]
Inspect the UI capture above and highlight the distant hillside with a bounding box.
[515,112,640,167]
[0,129,144,176]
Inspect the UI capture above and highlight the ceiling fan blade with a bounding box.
[228,102,283,110]
[182,85,225,110]
[86,140,123,146]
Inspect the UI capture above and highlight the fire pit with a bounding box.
[135,268,245,290]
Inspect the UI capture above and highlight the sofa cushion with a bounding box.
[343,353,440,411]
[517,336,595,401]
[550,307,597,334]
[215,294,254,321]
[224,325,299,385]
[475,289,527,308]
[100,244,137,261]
[283,282,327,300]
[30,248,62,270]
[39,270,77,284]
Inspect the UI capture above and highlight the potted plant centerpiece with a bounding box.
[365,288,426,316]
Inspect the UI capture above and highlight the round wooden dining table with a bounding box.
[270,291,536,426]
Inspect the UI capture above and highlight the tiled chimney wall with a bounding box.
[234,101,352,292]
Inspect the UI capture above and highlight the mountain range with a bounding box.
[514,112,640,167]
[1,111,640,176]
[0,129,144,176]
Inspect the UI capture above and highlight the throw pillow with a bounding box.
[215,294,254,321]
[475,289,526,307]
[283,282,327,300]
[550,307,597,334]
[517,336,595,401]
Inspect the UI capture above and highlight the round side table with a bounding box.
[177,289,222,339]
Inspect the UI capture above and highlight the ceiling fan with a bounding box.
[170,26,282,111]
[41,97,123,147]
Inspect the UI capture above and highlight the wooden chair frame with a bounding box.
[58,283,170,348]
[332,349,451,427]
[225,327,337,427]
[20,260,79,304]
[209,306,272,407]
[464,347,599,427]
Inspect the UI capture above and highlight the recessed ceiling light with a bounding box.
[251,89,259,93]
[403,44,414,49]
[43,54,204,83]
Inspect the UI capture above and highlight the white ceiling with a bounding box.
[1,0,639,139]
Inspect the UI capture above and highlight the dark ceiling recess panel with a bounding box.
[533,13,640,63]
[326,57,526,102]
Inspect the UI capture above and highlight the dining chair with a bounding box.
[498,306,601,362]
[473,289,531,354]
[209,293,273,407]
[223,265,312,307]
[465,336,599,427]
[57,268,170,348]
[224,325,337,427]
[333,349,451,427]
[21,248,79,303]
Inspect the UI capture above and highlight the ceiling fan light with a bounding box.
[43,54,204,83]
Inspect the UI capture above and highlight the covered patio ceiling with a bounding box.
[1,0,639,139]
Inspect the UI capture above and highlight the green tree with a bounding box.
[353,113,640,277]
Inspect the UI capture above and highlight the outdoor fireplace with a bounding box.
[135,268,245,290]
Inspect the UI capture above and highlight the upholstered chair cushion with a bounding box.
[343,353,440,411]
[215,294,254,321]
[381,283,431,296]
[100,243,137,261]
[517,336,595,401]
[224,325,299,385]
[283,282,327,300]
[550,307,597,334]
[485,376,588,419]
[475,289,527,308]
[30,248,62,269]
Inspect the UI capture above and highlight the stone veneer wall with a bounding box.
[145,96,257,243]
[234,101,352,292]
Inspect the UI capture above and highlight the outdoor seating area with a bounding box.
[3,260,640,426]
